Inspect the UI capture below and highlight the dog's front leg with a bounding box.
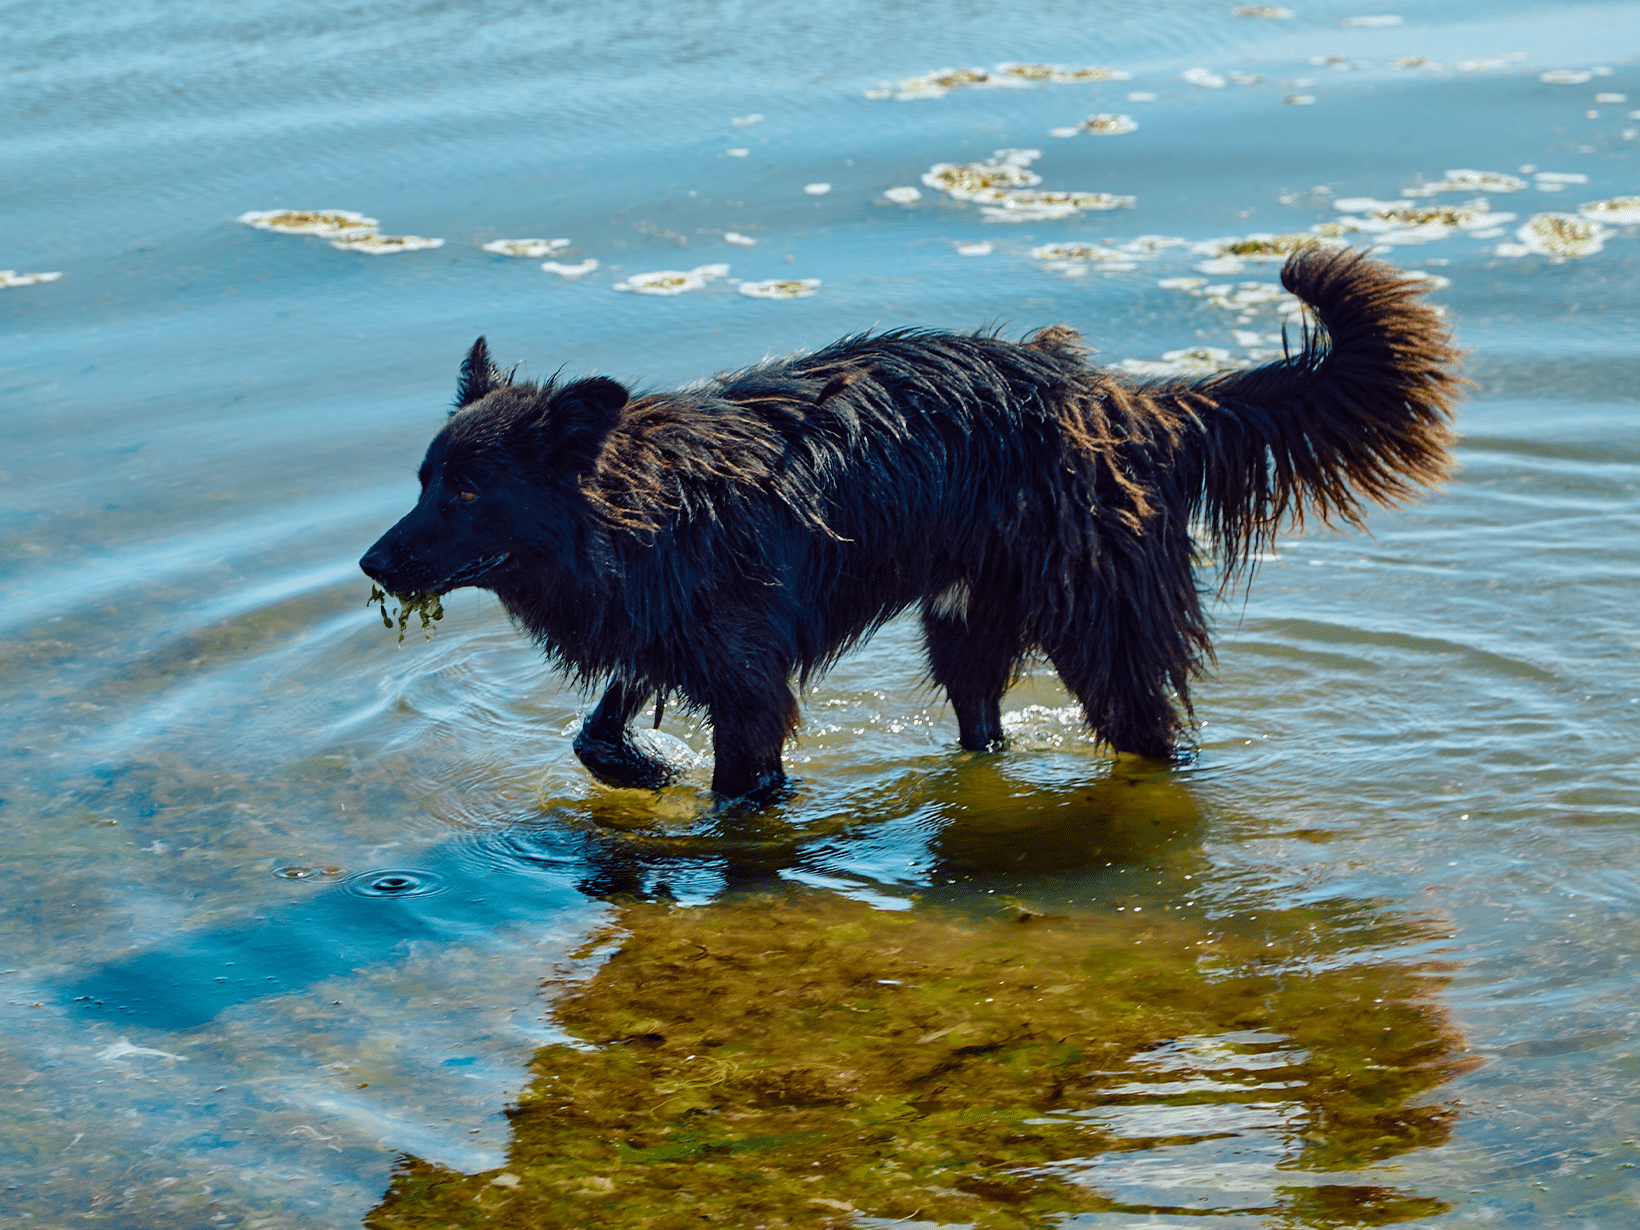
[706,672,799,805]
[573,680,689,790]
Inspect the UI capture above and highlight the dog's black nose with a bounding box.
[358,546,391,582]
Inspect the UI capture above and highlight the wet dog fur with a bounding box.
[359,249,1462,802]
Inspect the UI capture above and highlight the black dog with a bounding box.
[360,249,1460,802]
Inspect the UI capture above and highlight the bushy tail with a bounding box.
[1181,247,1464,575]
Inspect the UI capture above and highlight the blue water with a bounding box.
[3,0,1639,1224]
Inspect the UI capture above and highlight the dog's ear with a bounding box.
[548,377,629,457]
[454,337,511,411]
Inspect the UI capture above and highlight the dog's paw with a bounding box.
[573,726,703,790]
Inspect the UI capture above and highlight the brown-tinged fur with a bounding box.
[359,249,1462,801]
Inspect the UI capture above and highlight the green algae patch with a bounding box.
[283,752,350,782]
[367,890,1471,1228]
[367,585,444,646]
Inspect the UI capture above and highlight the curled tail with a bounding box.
[1182,247,1464,574]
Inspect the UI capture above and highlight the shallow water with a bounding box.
[3,0,1639,1225]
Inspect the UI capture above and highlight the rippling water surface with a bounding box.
[3,0,1639,1225]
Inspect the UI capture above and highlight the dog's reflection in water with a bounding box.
[370,862,1470,1229]
[359,767,1474,1229]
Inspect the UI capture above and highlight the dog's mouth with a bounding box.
[439,552,512,591]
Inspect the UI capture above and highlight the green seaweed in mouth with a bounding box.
[367,585,444,646]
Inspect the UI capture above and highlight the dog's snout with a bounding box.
[359,543,394,583]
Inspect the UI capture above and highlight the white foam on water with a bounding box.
[612,263,730,294]
[738,277,821,298]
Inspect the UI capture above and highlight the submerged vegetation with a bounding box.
[368,585,445,646]
[368,889,1470,1229]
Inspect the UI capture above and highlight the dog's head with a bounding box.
[358,337,630,595]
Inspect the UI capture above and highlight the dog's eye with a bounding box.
[459,491,478,503]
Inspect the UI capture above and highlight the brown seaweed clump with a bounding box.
[368,890,1473,1229]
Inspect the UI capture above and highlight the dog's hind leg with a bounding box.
[922,584,1025,753]
[573,680,690,790]
[1044,634,1183,761]
[1042,558,1206,763]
